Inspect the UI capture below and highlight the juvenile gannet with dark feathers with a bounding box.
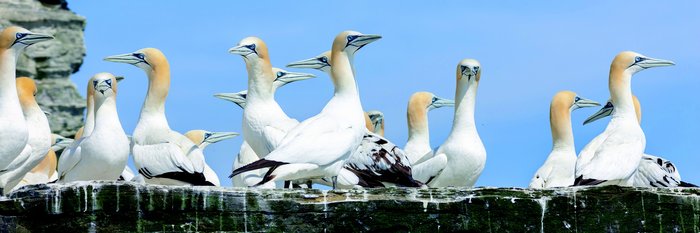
[0,77,52,193]
[105,48,217,186]
[0,26,52,173]
[574,51,674,186]
[231,31,381,187]
[412,59,486,187]
[528,91,600,189]
[57,73,130,182]
[583,96,696,187]
[19,134,72,186]
[403,92,454,165]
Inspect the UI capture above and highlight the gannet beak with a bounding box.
[637,57,676,69]
[429,96,455,110]
[572,96,600,110]
[52,137,74,151]
[203,132,240,144]
[214,91,248,109]
[275,71,316,84]
[115,76,125,82]
[368,114,383,127]
[104,53,147,65]
[583,101,613,125]
[349,34,382,50]
[286,57,329,70]
[43,110,51,116]
[228,44,256,56]
[14,32,54,46]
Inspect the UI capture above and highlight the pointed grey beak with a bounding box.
[286,56,329,70]
[350,34,382,48]
[115,76,125,82]
[104,53,142,65]
[429,96,455,110]
[15,32,54,46]
[583,101,614,125]
[52,136,74,151]
[638,57,675,69]
[275,71,316,84]
[43,110,51,116]
[572,96,601,110]
[228,44,256,56]
[204,132,240,144]
[214,91,248,109]
[367,111,384,131]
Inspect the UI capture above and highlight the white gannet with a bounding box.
[230,31,381,187]
[366,110,384,136]
[583,96,696,187]
[214,68,316,188]
[412,59,486,187]
[0,26,53,174]
[74,75,124,140]
[0,77,52,193]
[287,49,423,188]
[574,51,674,186]
[528,91,600,189]
[403,92,455,165]
[19,134,73,186]
[104,48,218,186]
[57,72,130,182]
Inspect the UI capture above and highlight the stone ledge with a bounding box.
[0,181,699,232]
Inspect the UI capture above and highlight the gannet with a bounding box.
[104,48,218,186]
[230,31,381,187]
[184,130,239,150]
[412,59,487,187]
[366,110,384,136]
[0,77,52,193]
[403,92,455,165]
[583,96,696,187]
[528,91,600,189]
[19,134,73,186]
[215,67,316,188]
[287,48,422,188]
[574,51,674,186]
[0,26,53,173]
[57,72,130,182]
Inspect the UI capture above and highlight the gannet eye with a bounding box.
[15,33,27,39]
[133,53,145,60]
[105,79,112,85]
[204,132,212,140]
[319,57,328,63]
[635,56,644,63]
[605,102,613,108]
[276,71,284,78]
[575,96,581,102]
[347,35,358,42]
[473,66,480,73]
[246,44,256,52]
[431,97,438,104]
[92,80,98,87]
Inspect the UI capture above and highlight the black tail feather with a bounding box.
[679,181,698,187]
[155,171,215,186]
[573,175,607,186]
[229,159,288,178]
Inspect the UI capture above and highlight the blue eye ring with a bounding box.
[575,96,581,102]
[635,56,643,62]
[473,66,480,72]
[347,35,358,42]
[204,132,212,139]
[320,57,328,63]
[105,79,112,85]
[276,71,284,77]
[133,53,145,60]
[15,33,27,39]
[92,80,98,87]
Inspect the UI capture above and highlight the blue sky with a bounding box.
[69,1,700,187]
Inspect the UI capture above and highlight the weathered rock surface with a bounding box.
[0,182,699,232]
[0,0,85,136]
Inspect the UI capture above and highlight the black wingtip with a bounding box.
[229,159,288,179]
[573,175,607,186]
[680,181,698,187]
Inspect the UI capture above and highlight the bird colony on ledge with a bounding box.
[0,26,691,195]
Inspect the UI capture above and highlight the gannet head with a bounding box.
[214,90,248,109]
[551,91,600,114]
[271,67,316,90]
[612,51,675,75]
[409,92,455,113]
[228,37,269,61]
[104,48,167,72]
[333,31,382,55]
[367,110,384,135]
[185,130,239,149]
[456,59,481,84]
[286,51,332,73]
[51,134,73,151]
[1,26,53,55]
[16,77,38,107]
[91,72,118,98]
[583,95,641,125]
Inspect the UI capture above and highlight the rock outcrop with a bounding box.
[0,0,85,136]
[0,182,699,232]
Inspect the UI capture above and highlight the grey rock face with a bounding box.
[0,0,85,136]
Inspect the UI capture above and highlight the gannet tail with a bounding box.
[680,181,698,187]
[229,159,288,179]
[573,175,607,186]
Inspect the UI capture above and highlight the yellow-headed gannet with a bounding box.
[366,110,384,136]
[412,59,486,187]
[19,134,72,187]
[0,26,52,174]
[184,130,239,150]
[215,68,315,188]
[105,48,218,186]
[528,91,600,189]
[574,51,674,186]
[583,96,696,187]
[288,47,423,188]
[231,31,381,188]
[403,92,454,165]
[57,73,130,182]
[0,77,52,193]
[74,75,124,140]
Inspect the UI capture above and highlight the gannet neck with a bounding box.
[550,97,575,150]
[245,56,275,102]
[329,50,360,99]
[451,78,479,133]
[142,61,170,116]
[633,95,642,124]
[407,97,430,146]
[608,68,636,120]
[0,49,20,102]
[93,96,123,134]
[83,79,96,137]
